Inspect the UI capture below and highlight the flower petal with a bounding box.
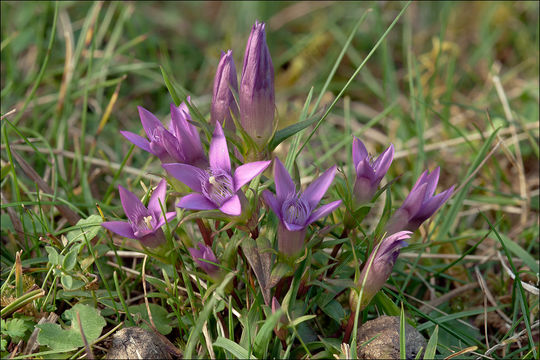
[102,221,136,239]
[209,122,231,173]
[273,158,295,202]
[376,231,411,259]
[410,169,429,193]
[233,160,271,191]
[155,211,177,229]
[120,131,154,154]
[162,163,205,192]
[218,194,241,216]
[177,193,217,211]
[301,165,337,210]
[118,185,148,225]
[401,182,428,218]
[148,179,168,215]
[424,167,440,199]
[262,190,282,219]
[413,185,454,222]
[306,200,342,225]
[373,144,394,181]
[170,102,206,164]
[352,137,368,167]
[355,159,376,184]
[138,106,165,138]
[283,221,305,232]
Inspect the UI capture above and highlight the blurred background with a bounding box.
[2,0,538,225]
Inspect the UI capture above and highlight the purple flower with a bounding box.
[188,243,219,275]
[101,179,176,248]
[240,20,275,149]
[352,137,394,205]
[211,50,239,132]
[352,231,411,311]
[386,167,455,234]
[121,99,207,167]
[163,123,271,216]
[262,158,341,256]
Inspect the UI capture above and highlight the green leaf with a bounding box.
[45,246,59,266]
[66,215,102,244]
[60,274,85,290]
[373,291,400,316]
[253,310,283,358]
[321,300,345,323]
[423,325,438,359]
[160,65,181,106]
[36,323,80,351]
[2,318,27,339]
[498,233,539,274]
[127,303,172,335]
[289,315,317,327]
[62,248,78,271]
[37,303,105,351]
[184,272,236,358]
[268,114,318,151]
[214,337,257,359]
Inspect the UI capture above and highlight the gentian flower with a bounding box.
[385,167,454,234]
[101,179,175,248]
[262,158,341,256]
[351,231,411,311]
[240,20,275,149]
[163,123,271,216]
[352,137,394,205]
[211,50,239,132]
[188,243,219,275]
[121,100,207,167]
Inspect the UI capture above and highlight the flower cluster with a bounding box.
[101,20,454,319]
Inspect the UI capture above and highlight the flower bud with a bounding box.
[385,167,454,234]
[240,20,275,149]
[352,137,394,206]
[351,231,411,311]
[188,243,219,275]
[271,297,288,341]
[211,50,239,132]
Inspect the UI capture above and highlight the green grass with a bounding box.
[1,1,539,359]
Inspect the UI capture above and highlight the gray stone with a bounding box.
[106,327,175,359]
[357,315,426,360]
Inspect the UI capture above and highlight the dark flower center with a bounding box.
[201,168,235,206]
[282,196,310,226]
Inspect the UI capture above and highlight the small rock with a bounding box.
[106,327,174,359]
[357,315,426,360]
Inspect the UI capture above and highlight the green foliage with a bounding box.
[36,303,106,351]
[127,303,172,335]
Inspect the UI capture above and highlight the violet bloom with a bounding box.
[262,158,341,257]
[352,137,394,205]
[101,179,176,248]
[351,231,411,311]
[163,123,271,216]
[121,100,206,167]
[188,243,219,275]
[211,50,239,132]
[240,20,275,149]
[386,167,454,234]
